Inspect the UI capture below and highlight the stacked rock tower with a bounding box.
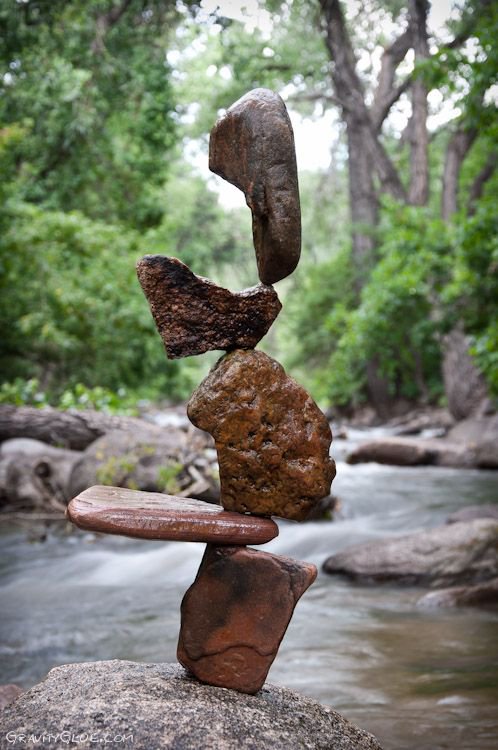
[67,89,336,695]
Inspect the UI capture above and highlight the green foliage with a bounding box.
[1,0,496,417]
[0,0,197,228]
[0,377,139,414]
[0,378,49,408]
[157,462,183,494]
[289,199,498,406]
[96,454,140,489]
[0,201,194,401]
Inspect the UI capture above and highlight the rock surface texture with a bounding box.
[188,349,336,521]
[323,520,498,587]
[177,545,316,693]
[67,485,278,545]
[136,255,281,359]
[0,661,383,750]
[209,88,301,285]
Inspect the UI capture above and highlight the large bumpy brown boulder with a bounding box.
[210,88,301,285]
[187,350,335,521]
[136,255,281,359]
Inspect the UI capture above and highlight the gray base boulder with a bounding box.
[323,519,498,587]
[0,661,382,750]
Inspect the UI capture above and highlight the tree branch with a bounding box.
[287,89,343,109]
[92,0,135,55]
[319,0,406,201]
[371,28,413,131]
[408,0,430,205]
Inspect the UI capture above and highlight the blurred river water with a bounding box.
[1,429,497,749]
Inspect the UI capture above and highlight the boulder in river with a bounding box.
[68,428,219,503]
[0,660,383,750]
[446,504,498,524]
[417,577,498,609]
[345,414,498,469]
[446,414,498,469]
[346,436,474,468]
[323,519,498,587]
[0,438,81,511]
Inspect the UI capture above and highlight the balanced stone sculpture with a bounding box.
[67,87,336,695]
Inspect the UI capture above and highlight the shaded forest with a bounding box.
[1,0,497,421]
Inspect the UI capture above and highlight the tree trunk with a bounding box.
[442,328,490,420]
[0,405,163,450]
[441,127,477,219]
[347,121,379,286]
[408,0,429,205]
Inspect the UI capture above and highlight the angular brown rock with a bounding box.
[187,350,336,521]
[177,544,317,694]
[209,88,301,285]
[136,256,281,359]
[67,485,279,545]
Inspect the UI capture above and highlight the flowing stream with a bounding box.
[1,430,497,749]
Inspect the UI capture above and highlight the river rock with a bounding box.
[417,577,498,609]
[187,350,336,521]
[0,661,382,750]
[67,485,278,545]
[323,519,498,587]
[346,436,475,468]
[178,545,316,694]
[0,438,81,511]
[68,428,219,504]
[136,255,281,358]
[446,504,498,524]
[209,88,301,285]
[447,414,498,468]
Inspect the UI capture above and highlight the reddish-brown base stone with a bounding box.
[177,544,317,694]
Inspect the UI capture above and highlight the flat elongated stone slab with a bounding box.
[67,485,279,544]
[188,350,336,521]
[136,255,281,359]
[177,544,317,694]
[209,88,301,285]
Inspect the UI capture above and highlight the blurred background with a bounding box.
[1,0,496,417]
